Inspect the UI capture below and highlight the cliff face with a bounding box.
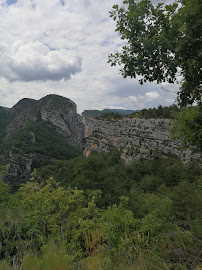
[5,95,84,147]
[6,98,37,139]
[0,95,84,190]
[83,116,201,164]
[1,94,201,190]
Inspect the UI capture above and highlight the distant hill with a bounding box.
[82,108,139,118]
[0,106,9,111]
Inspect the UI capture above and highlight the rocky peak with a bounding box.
[1,95,84,190]
[38,94,76,111]
[5,98,37,140]
[9,98,37,116]
[4,95,84,147]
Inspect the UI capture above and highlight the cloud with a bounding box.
[0,0,177,112]
[145,91,160,100]
[0,41,82,81]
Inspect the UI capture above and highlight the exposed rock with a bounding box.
[5,98,37,140]
[38,95,84,147]
[83,116,201,164]
[1,94,201,191]
[0,95,84,191]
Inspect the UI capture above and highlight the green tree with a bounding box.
[171,105,202,149]
[108,0,202,106]
[20,178,85,238]
[0,166,9,204]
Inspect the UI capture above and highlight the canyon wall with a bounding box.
[83,116,201,164]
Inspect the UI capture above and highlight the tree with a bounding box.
[0,166,9,203]
[171,105,202,149]
[108,0,202,106]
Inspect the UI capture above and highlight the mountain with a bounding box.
[0,106,9,143]
[82,108,139,118]
[0,95,84,191]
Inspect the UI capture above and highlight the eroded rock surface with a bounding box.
[83,116,201,164]
[1,95,84,190]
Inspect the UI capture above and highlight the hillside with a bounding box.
[0,95,201,269]
[0,95,83,191]
[82,108,139,118]
[1,96,201,190]
[0,150,201,269]
[0,106,9,143]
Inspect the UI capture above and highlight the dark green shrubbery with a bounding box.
[96,105,180,121]
[0,152,201,269]
[1,120,81,166]
[0,107,9,143]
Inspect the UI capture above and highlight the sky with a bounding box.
[0,0,177,114]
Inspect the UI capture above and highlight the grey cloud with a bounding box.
[0,0,177,112]
[0,41,82,82]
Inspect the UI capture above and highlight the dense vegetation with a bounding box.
[0,107,9,143]
[0,120,81,169]
[171,105,202,149]
[109,0,202,107]
[0,151,201,269]
[83,108,138,118]
[108,0,202,149]
[97,105,180,120]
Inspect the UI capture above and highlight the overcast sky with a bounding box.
[0,0,177,113]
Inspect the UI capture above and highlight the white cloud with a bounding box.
[0,41,82,81]
[0,0,177,112]
[145,91,160,100]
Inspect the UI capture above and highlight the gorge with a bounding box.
[0,94,201,190]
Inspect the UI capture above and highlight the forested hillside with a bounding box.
[82,109,139,118]
[0,106,9,143]
[0,95,83,191]
[0,0,201,266]
[0,151,201,269]
[96,105,180,120]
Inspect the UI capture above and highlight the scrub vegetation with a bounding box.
[0,151,201,269]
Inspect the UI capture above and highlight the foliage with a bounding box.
[171,104,202,149]
[39,151,201,208]
[82,108,137,118]
[0,151,201,269]
[0,166,9,203]
[108,0,202,106]
[0,107,9,143]
[95,105,180,121]
[39,150,126,208]
[1,120,81,167]
[129,104,180,119]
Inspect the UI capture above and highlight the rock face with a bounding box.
[0,95,84,190]
[5,98,37,140]
[1,94,201,190]
[83,116,201,164]
[5,95,84,147]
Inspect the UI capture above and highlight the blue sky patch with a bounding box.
[60,0,65,6]
[6,0,18,5]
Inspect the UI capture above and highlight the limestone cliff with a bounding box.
[83,116,201,164]
[0,95,84,190]
[5,95,84,147]
[1,94,201,190]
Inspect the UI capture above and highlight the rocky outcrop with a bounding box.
[0,95,84,190]
[83,116,201,164]
[37,95,84,147]
[5,94,84,147]
[5,98,37,139]
[1,94,201,190]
